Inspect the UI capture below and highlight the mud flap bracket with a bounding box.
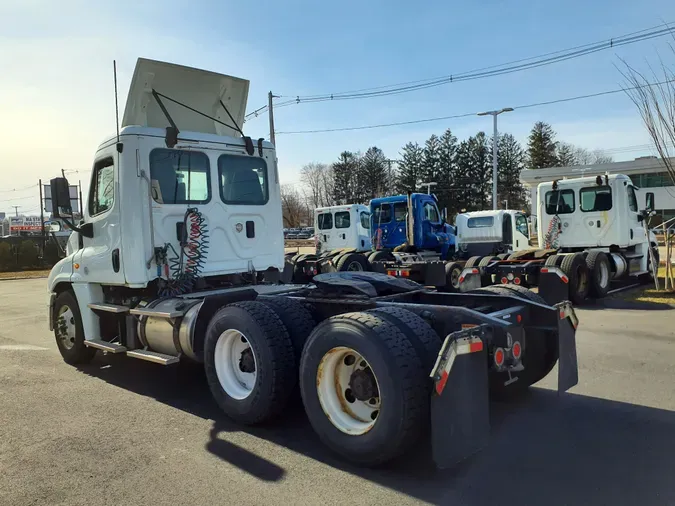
[430,327,490,469]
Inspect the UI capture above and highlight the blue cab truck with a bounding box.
[367,192,468,290]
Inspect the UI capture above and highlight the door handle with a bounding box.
[112,249,120,273]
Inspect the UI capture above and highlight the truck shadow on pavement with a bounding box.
[78,357,675,506]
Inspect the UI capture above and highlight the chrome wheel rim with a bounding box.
[56,305,77,350]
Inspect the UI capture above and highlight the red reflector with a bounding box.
[469,341,483,353]
[494,348,505,367]
[512,341,522,359]
[436,370,449,395]
[471,268,479,274]
[561,275,569,284]
[400,270,410,277]
[514,277,521,285]
[458,276,465,283]
[501,277,508,284]
[540,267,549,273]
[560,310,565,319]
[387,270,396,276]
[516,314,522,323]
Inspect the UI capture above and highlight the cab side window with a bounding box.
[89,158,115,216]
[627,186,638,213]
[515,214,529,236]
[423,202,440,222]
[360,212,370,229]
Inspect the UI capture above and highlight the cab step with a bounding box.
[129,307,185,319]
[84,339,127,353]
[88,303,130,313]
[126,349,179,365]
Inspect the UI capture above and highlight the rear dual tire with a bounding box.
[300,310,436,466]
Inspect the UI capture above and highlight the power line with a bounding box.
[276,78,675,135]
[246,21,675,119]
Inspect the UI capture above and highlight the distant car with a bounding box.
[297,231,311,239]
[287,228,300,239]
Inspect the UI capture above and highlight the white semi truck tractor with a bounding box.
[459,174,659,304]
[47,58,580,468]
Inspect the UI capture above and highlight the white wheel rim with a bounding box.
[599,261,609,288]
[316,346,381,435]
[214,329,257,400]
[56,306,77,350]
[450,268,461,287]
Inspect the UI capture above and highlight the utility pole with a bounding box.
[12,205,20,217]
[421,182,437,194]
[268,91,278,146]
[39,180,45,252]
[477,107,513,210]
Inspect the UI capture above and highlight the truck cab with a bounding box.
[455,210,531,258]
[315,204,371,254]
[370,193,456,259]
[537,174,655,251]
[48,58,283,339]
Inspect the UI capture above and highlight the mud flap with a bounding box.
[458,268,482,292]
[430,331,490,469]
[538,267,570,305]
[555,303,579,393]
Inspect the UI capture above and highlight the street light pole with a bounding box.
[477,107,513,210]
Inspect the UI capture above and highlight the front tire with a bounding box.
[299,312,427,466]
[53,291,96,365]
[204,301,296,424]
[444,261,463,292]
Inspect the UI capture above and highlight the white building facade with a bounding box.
[521,156,675,228]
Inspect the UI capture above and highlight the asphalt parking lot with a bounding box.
[1,279,675,506]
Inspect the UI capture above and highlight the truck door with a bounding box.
[317,212,333,253]
[72,155,126,285]
[502,214,513,250]
[420,200,442,247]
[579,185,616,247]
[626,184,644,247]
[513,213,530,250]
[357,210,372,251]
[333,210,351,249]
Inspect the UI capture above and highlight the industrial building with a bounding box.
[521,156,675,228]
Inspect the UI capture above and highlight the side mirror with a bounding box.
[646,192,655,212]
[49,177,72,218]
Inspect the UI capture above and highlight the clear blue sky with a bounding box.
[1,0,674,211]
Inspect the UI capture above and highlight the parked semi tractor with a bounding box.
[47,58,579,469]
[459,174,659,304]
[370,193,535,291]
[287,204,372,282]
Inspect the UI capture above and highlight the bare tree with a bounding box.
[618,47,675,185]
[300,162,334,209]
[280,185,305,228]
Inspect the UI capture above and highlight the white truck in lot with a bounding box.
[47,57,579,469]
[460,174,659,304]
[288,204,372,281]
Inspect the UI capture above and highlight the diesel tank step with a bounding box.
[84,339,127,353]
[126,349,180,365]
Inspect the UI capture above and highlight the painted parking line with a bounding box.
[0,344,49,351]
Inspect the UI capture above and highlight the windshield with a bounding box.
[372,203,392,224]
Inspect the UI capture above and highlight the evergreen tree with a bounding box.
[527,121,559,169]
[495,133,527,210]
[421,134,441,187]
[361,146,388,199]
[557,142,577,166]
[436,129,458,214]
[467,132,492,210]
[454,136,487,213]
[331,151,361,204]
[394,142,424,194]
